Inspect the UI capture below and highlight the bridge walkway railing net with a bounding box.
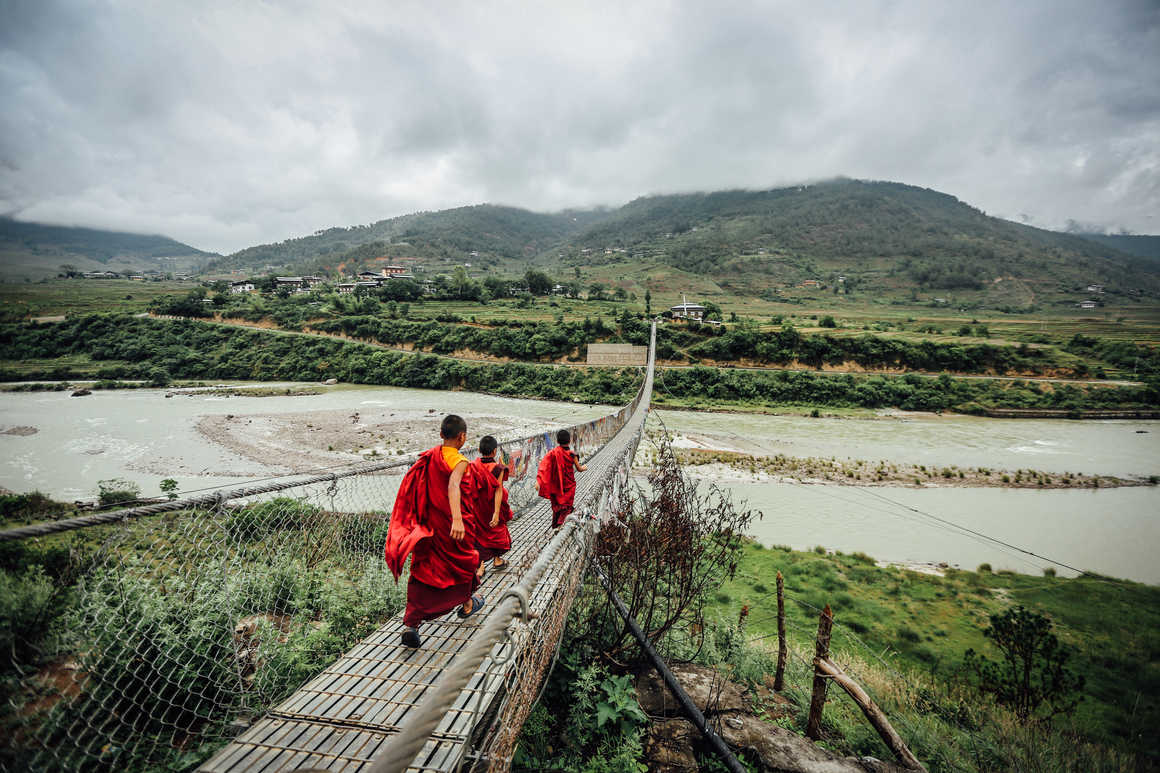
[200,324,655,773]
[0,324,654,773]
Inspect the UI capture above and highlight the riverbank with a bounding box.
[194,407,554,472]
[665,445,1154,489]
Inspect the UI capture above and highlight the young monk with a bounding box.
[469,435,512,575]
[536,428,587,528]
[384,414,485,649]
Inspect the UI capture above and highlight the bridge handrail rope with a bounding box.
[360,322,656,773]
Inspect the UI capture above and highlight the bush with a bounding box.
[964,605,1084,723]
[0,566,62,667]
[97,478,141,507]
[224,498,321,542]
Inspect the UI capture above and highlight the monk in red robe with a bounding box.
[470,435,512,574]
[384,414,485,648]
[537,428,586,528]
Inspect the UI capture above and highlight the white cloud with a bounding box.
[1,0,1157,253]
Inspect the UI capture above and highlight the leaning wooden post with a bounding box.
[814,657,927,771]
[805,604,833,740]
[773,571,787,691]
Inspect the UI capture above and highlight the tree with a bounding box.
[645,289,652,317]
[588,283,606,301]
[964,605,1084,723]
[703,302,723,321]
[819,315,837,328]
[525,269,553,295]
[613,287,627,301]
[159,479,179,500]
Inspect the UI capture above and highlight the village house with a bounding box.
[800,279,822,288]
[356,271,383,285]
[335,283,356,294]
[1078,300,1098,309]
[275,276,308,293]
[1086,284,1105,294]
[82,270,119,279]
[670,301,707,321]
[382,265,407,277]
[230,280,255,294]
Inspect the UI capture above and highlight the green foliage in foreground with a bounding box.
[705,543,1160,763]
[515,656,648,773]
[965,605,1084,723]
[0,495,405,772]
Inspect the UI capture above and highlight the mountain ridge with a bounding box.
[0,217,216,280]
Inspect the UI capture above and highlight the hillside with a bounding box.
[1076,233,1160,264]
[209,180,1160,309]
[0,218,215,280]
[206,204,608,276]
[558,180,1160,305]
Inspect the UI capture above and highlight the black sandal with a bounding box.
[401,627,422,648]
[457,595,486,618]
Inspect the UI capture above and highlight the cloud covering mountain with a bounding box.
[1,0,1157,253]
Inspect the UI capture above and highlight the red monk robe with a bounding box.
[385,444,481,628]
[469,456,512,563]
[537,444,578,527]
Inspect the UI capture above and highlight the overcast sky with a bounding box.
[1,0,1157,254]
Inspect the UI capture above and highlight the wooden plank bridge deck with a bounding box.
[199,330,654,773]
[199,497,568,773]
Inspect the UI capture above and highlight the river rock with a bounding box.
[323,378,338,385]
[716,714,911,772]
[70,388,91,397]
[645,718,699,771]
[636,664,751,715]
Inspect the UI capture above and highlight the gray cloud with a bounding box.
[1,0,1157,253]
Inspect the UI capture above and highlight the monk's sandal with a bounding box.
[401,628,422,648]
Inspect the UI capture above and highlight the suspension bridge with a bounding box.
[1,324,657,772]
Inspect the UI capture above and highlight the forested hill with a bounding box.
[1075,233,1160,264]
[210,178,1159,302]
[0,217,214,280]
[208,204,608,275]
[562,180,1159,298]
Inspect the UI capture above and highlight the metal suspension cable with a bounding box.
[590,561,747,773]
[361,322,657,773]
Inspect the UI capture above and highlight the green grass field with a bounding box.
[706,542,1159,756]
[0,279,197,319]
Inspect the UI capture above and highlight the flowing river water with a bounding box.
[2,385,1157,583]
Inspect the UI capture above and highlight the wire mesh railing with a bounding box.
[0,333,653,773]
[362,322,655,773]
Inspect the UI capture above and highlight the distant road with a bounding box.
[141,314,1142,387]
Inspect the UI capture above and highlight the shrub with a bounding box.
[97,478,141,507]
[224,498,321,542]
[0,566,62,667]
[964,605,1084,723]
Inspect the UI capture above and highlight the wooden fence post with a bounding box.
[814,657,927,772]
[805,604,833,740]
[774,571,787,691]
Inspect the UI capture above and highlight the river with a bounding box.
[2,385,1157,583]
